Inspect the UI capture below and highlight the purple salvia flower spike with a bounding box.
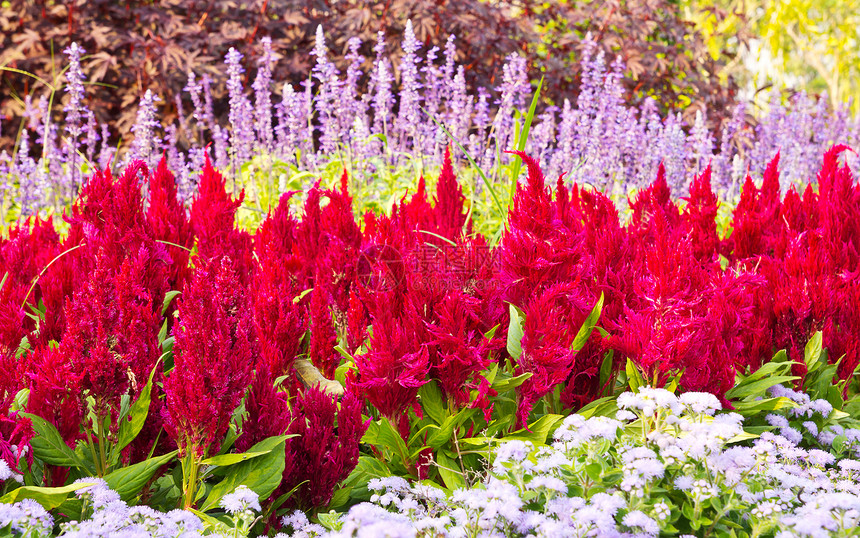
[62,42,87,194]
[253,36,275,154]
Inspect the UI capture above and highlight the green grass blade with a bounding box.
[509,76,543,205]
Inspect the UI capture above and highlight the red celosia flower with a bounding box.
[430,146,471,241]
[163,257,255,458]
[516,282,593,426]
[681,163,719,262]
[425,290,492,409]
[308,280,340,379]
[279,387,368,510]
[25,345,83,484]
[147,155,194,292]
[190,155,254,280]
[234,368,293,454]
[348,292,429,435]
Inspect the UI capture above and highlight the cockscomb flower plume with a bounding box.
[163,257,255,459]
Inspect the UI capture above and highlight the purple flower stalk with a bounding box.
[370,31,394,141]
[63,42,87,192]
[688,109,713,173]
[253,37,275,154]
[396,20,423,150]
[129,89,161,167]
[225,47,255,167]
[311,25,342,156]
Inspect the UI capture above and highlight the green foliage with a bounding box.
[685,0,860,111]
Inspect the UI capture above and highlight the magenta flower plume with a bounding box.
[682,163,719,262]
[431,146,471,240]
[516,283,593,427]
[348,293,429,435]
[190,154,254,280]
[280,387,368,510]
[147,155,193,292]
[425,289,492,409]
[163,257,255,458]
[234,369,292,454]
[59,248,162,421]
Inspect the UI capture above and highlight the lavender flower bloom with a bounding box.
[716,101,747,197]
[83,108,100,165]
[446,65,473,146]
[14,130,40,214]
[63,42,87,190]
[185,71,206,135]
[129,89,162,167]
[371,49,395,140]
[311,25,342,156]
[0,499,53,535]
[492,53,530,166]
[253,36,275,154]
[73,477,123,509]
[97,123,113,170]
[442,35,457,101]
[174,92,189,144]
[341,36,369,157]
[396,20,423,150]
[225,47,255,166]
[688,109,714,173]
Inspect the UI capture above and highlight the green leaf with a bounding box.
[731,397,797,416]
[162,290,181,315]
[577,397,619,420]
[492,372,532,393]
[504,414,564,444]
[436,451,466,490]
[571,293,603,353]
[104,450,178,502]
[317,511,343,531]
[200,449,272,467]
[362,418,409,465]
[114,362,160,462]
[20,412,91,472]
[833,435,847,453]
[418,380,447,425]
[426,408,477,449]
[725,376,798,401]
[598,351,614,395]
[483,324,500,341]
[804,331,823,373]
[506,304,525,361]
[625,359,644,393]
[199,435,288,512]
[0,482,95,510]
[293,288,313,304]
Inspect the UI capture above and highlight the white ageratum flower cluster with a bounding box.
[279,387,860,538]
[0,480,263,538]
[5,386,860,538]
[767,384,860,454]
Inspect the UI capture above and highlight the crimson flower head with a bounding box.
[147,155,194,291]
[190,155,254,279]
[58,247,162,424]
[348,292,429,434]
[425,290,492,409]
[280,387,368,510]
[163,256,255,458]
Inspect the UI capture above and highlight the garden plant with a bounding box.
[1,8,860,538]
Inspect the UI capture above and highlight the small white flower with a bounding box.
[220,485,261,515]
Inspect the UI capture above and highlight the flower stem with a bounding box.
[181,448,201,509]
